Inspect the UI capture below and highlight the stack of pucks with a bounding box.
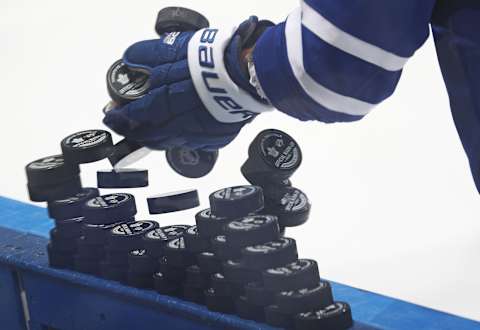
[46,188,99,272]
[166,146,219,178]
[25,155,82,202]
[102,221,159,282]
[82,193,137,225]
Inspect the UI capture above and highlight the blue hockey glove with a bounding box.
[103,17,273,151]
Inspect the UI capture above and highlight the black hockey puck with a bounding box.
[158,256,187,283]
[183,285,206,304]
[242,237,298,271]
[211,273,244,297]
[265,305,295,329]
[195,208,233,238]
[108,139,151,169]
[107,221,159,251]
[73,255,101,276]
[197,252,222,274]
[155,7,209,35]
[127,270,154,289]
[162,237,196,268]
[264,187,311,227]
[205,288,235,314]
[97,169,148,188]
[61,129,113,164]
[276,281,333,314]
[184,225,210,253]
[263,259,320,292]
[235,296,265,322]
[48,188,99,220]
[153,272,182,296]
[100,261,128,282]
[50,228,78,252]
[147,189,199,214]
[166,146,218,178]
[224,215,280,249]
[210,235,242,261]
[47,243,74,269]
[27,176,83,202]
[83,193,137,224]
[54,217,84,238]
[294,302,353,330]
[245,282,275,307]
[105,249,129,266]
[241,162,292,189]
[25,154,79,186]
[185,265,211,289]
[76,236,105,259]
[142,225,189,257]
[247,129,302,181]
[209,185,264,218]
[107,59,151,105]
[223,260,262,286]
[82,220,132,245]
[128,249,156,273]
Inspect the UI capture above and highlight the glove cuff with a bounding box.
[188,26,273,123]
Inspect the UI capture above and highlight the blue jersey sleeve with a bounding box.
[253,0,436,123]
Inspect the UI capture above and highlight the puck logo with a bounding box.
[65,130,108,149]
[186,226,198,235]
[167,237,186,249]
[299,303,345,319]
[213,186,255,200]
[147,225,189,241]
[267,259,311,276]
[260,133,300,170]
[178,147,200,166]
[29,155,64,170]
[245,238,290,254]
[86,193,129,209]
[111,221,155,236]
[214,235,226,244]
[280,282,327,298]
[109,61,150,98]
[280,189,308,212]
[130,249,146,256]
[227,215,273,231]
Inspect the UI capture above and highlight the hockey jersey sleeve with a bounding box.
[253,0,437,123]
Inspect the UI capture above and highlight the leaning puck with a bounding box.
[294,302,353,330]
[155,7,209,35]
[83,193,137,224]
[107,221,159,251]
[47,188,99,220]
[147,189,199,214]
[242,237,298,271]
[166,146,218,178]
[26,155,79,186]
[276,281,333,314]
[142,225,189,257]
[106,59,150,105]
[108,139,151,169]
[209,185,264,218]
[264,187,311,227]
[61,129,113,164]
[263,259,320,292]
[224,214,280,249]
[97,169,148,188]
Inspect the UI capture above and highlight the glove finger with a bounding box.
[148,59,191,89]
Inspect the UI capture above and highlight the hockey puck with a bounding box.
[294,302,353,330]
[183,285,206,304]
[97,169,148,188]
[205,288,235,314]
[54,217,84,238]
[105,249,129,266]
[245,282,275,307]
[107,221,159,251]
[185,265,211,289]
[108,139,151,169]
[197,252,222,274]
[209,185,264,218]
[211,273,244,297]
[153,272,182,296]
[81,220,132,245]
[242,237,298,270]
[263,259,320,292]
[155,7,209,35]
[276,281,333,314]
[241,161,292,189]
[195,208,233,238]
[158,256,187,283]
[265,305,295,329]
[100,261,128,282]
[47,243,74,269]
[27,176,83,202]
[61,129,113,164]
[107,59,150,105]
[147,189,199,214]
[264,187,311,227]
[142,225,189,257]
[128,249,156,273]
[25,154,79,186]
[247,129,302,181]
[223,260,262,286]
[235,296,265,322]
[76,236,105,260]
[184,225,210,253]
[48,188,99,220]
[210,235,242,261]
[73,255,101,276]
[83,193,137,224]
[162,237,196,268]
[166,146,218,178]
[127,270,154,289]
[224,215,280,249]
[50,228,78,252]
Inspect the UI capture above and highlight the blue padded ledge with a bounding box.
[0,196,479,330]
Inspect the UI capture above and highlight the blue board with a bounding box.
[0,196,479,330]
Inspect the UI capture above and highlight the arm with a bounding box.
[251,0,437,122]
